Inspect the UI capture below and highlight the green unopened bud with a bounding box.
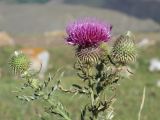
[8,51,30,74]
[99,42,110,64]
[111,31,137,65]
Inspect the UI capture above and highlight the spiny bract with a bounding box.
[111,31,137,65]
[75,47,102,65]
[8,51,30,74]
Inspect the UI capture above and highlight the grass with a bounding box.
[0,33,160,120]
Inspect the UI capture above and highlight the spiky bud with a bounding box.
[99,42,110,64]
[8,51,30,74]
[111,31,137,65]
[75,47,102,65]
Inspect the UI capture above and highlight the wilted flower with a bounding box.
[66,18,112,47]
[8,51,30,74]
[111,31,137,65]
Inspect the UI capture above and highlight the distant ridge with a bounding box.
[0,0,159,35]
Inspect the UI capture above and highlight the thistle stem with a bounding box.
[47,99,72,120]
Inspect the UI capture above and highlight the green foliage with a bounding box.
[7,31,138,120]
[1,33,160,120]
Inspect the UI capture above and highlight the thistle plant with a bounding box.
[8,18,137,120]
[8,51,72,120]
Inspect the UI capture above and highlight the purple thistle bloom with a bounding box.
[66,18,112,47]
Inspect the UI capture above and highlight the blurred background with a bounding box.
[0,0,160,120]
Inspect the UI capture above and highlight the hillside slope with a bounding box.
[0,1,159,35]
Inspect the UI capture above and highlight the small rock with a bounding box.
[149,58,160,72]
[21,48,50,79]
[137,38,155,48]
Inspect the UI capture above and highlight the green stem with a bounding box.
[90,89,94,106]
[47,99,72,120]
[56,107,72,120]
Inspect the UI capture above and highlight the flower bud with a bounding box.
[99,42,110,64]
[8,51,30,74]
[111,31,137,65]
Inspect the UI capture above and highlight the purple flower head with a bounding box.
[66,18,112,47]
